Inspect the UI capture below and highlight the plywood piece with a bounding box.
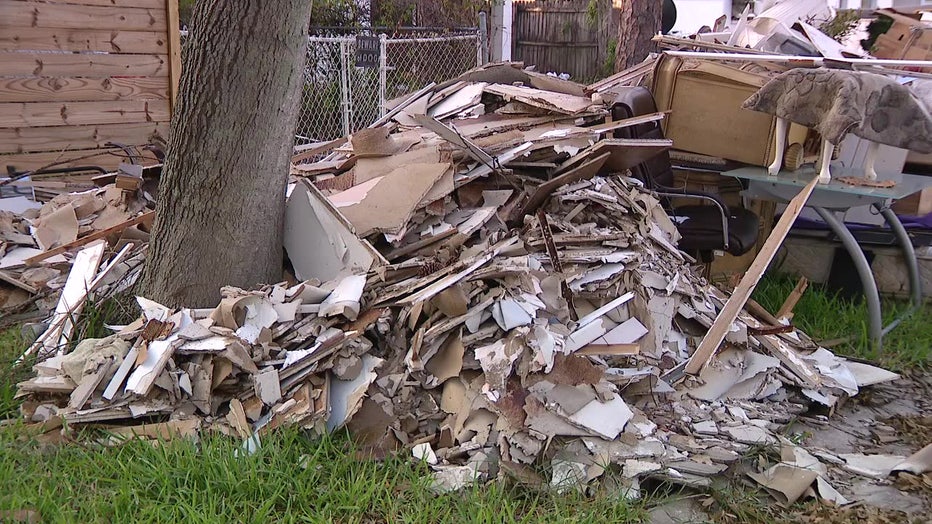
[0,26,168,53]
[334,162,450,237]
[0,100,171,127]
[685,175,820,375]
[1,52,168,77]
[0,3,169,31]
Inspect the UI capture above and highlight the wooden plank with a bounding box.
[777,276,809,320]
[0,76,170,103]
[684,175,820,375]
[12,0,164,8]
[0,51,169,77]
[0,2,169,31]
[0,147,161,172]
[25,211,154,265]
[166,0,181,109]
[0,122,169,154]
[0,100,171,127]
[0,27,168,54]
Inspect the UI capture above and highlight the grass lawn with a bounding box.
[0,273,928,522]
[752,272,932,370]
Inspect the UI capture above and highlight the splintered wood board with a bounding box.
[685,174,820,375]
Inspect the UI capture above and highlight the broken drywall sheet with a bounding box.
[319,275,367,321]
[844,361,900,387]
[327,354,382,432]
[334,163,450,237]
[567,395,633,440]
[892,444,932,475]
[475,338,522,399]
[841,453,908,479]
[689,348,780,402]
[126,313,193,396]
[34,204,78,251]
[484,84,593,115]
[592,318,648,346]
[424,331,465,385]
[748,464,820,507]
[283,180,383,282]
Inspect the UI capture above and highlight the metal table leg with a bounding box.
[814,207,883,352]
[877,205,921,335]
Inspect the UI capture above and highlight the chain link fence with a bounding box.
[298,30,481,144]
[180,29,482,144]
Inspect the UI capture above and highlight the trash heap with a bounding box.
[0,172,153,322]
[11,62,925,500]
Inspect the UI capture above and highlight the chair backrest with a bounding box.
[610,86,675,189]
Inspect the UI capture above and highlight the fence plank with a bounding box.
[1,52,169,77]
[0,122,169,154]
[166,0,181,108]
[0,27,168,53]
[0,100,171,127]
[0,147,160,172]
[9,0,164,8]
[0,76,169,103]
[0,1,168,31]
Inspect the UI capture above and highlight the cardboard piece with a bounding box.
[333,163,450,237]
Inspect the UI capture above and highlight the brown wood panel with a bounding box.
[0,76,169,103]
[513,0,601,81]
[166,0,181,108]
[11,0,164,8]
[0,1,168,31]
[0,147,160,172]
[0,27,167,53]
[1,52,169,77]
[0,121,168,154]
[0,100,170,127]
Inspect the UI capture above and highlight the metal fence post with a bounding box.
[478,12,488,65]
[378,33,388,118]
[339,39,351,136]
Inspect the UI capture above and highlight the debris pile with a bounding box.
[9,62,925,502]
[0,170,153,321]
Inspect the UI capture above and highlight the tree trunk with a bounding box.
[614,0,662,71]
[142,0,312,307]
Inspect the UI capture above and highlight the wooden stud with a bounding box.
[685,175,820,375]
[165,0,182,111]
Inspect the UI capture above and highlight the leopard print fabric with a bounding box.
[742,68,932,154]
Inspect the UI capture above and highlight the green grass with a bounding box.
[0,424,649,523]
[0,328,29,419]
[752,273,932,370]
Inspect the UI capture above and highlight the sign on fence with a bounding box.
[355,35,380,68]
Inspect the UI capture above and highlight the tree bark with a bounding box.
[614,0,662,71]
[142,0,312,307]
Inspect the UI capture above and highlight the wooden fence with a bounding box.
[512,0,619,82]
[0,0,180,175]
